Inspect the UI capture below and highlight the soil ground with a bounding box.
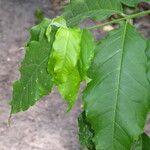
[0,0,150,150]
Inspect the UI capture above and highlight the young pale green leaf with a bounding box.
[48,28,95,109]
[78,111,95,150]
[120,0,149,7]
[78,29,95,81]
[46,16,67,42]
[83,22,149,150]
[48,27,81,110]
[133,133,150,150]
[49,16,67,28]
[63,0,122,27]
[11,19,56,114]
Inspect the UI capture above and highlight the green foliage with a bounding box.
[133,138,142,150]
[34,8,44,23]
[78,29,95,81]
[83,22,149,150]
[46,16,67,42]
[10,0,150,150]
[63,0,122,27]
[78,111,95,150]
[48,27,95,109]
[11,19,55,113]
[11,17,95,112]
[146,40,150,83]
[133,133,150,150]
[120,0,149,7]
[48,27,81,109]
[63,0,150,27]
[141,133,150,150]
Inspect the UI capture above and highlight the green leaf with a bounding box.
[83,22,149,150]
[133,133,150,150]
[48,27,81,110]
[34,8,44,23]
[63,0,122,27]
[132,137,142,150]
[142,133,150,150]
[11,19,56,114]
[29,18,51,42]
[120,0,149,7]
[49,16,67,28]
[63,0,149,27]
[46,16,67,42]
[146,40,150,83]
[78,29,95,81]
[48,28,95,109]
[78,111,95,150]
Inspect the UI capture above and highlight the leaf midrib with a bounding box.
[112,21,128,149]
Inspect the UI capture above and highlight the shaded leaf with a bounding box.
[133,133,150,150]
[63,0,122,27]
[83,22,149,150]
[142,133,150,150]
[78,111,95,150]
[132,137,142,150]
[34,8,44,23]
[63,0,149,27]
[11,19,56,114]
[120,0,149,7]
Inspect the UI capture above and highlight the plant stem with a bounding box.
[87,10,150,30]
